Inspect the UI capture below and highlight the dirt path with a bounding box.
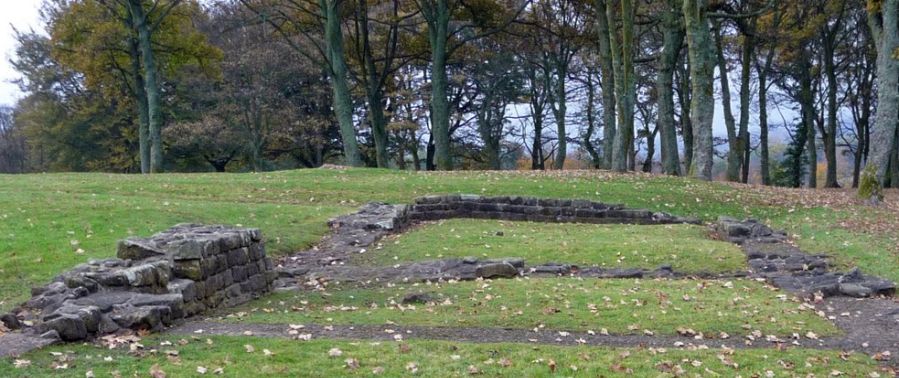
[169,320,844,351]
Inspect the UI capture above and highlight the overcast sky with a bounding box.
[1,0,44,107]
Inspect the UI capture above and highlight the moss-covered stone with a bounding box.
[858,164,884,202]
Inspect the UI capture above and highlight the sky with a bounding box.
[0,0,44,106]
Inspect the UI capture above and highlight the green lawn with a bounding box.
[1,169,896,308]
[0,335,882,377]
[363,219,745,274]
[225,277,838,337]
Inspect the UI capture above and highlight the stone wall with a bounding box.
[2,224,276,342]
[409,195,699,225]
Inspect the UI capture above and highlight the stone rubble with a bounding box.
[1,224,276,342]
[714,217,895,298]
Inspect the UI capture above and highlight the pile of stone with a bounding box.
[409,195,699,225]
[1,224,276,342]
[714,216,788,245]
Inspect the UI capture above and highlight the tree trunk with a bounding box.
[757,47,774,186]
[890,129,899,187]
[714,23,740,181]
[425,135,436,171]
[422,0,453,170]
[738,31,754,184]
[866,0,899,184]
[322,0,363,167]
[127,0,164,172]
[682,0,715,180]
[358,0,391,168]
[800,65,817,188]
[128,32,150,174]
[583,70,601,168]
[677,60,693,171]
[658,1,683,176]
[596,0,616,169]
[609,0,635,172]
[822,22,841,187]
[551,70,568,170]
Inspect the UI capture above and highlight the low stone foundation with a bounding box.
[410,195,699,224]
[2,224,276,342]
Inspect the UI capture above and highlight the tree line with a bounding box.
[1,0,897,191]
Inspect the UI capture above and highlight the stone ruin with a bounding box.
[3,195,896,347]
[409,194,700,224]
[1,224,276,342]
[275,195,705,287]
[714,217,895,298]
[279,196,895,300]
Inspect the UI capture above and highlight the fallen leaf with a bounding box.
[13,359,31,369]
[150,364,166,378]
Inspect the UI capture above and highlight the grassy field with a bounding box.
[0,335,882,377]
[364,219,745,273]
[225,277,838,337]
[1,168,897,308]
[1,168,897,375]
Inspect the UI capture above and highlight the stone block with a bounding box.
[193,281,207,299]
[221,269,234,287]
[228,247,250,266]
[45,305,101,334]
[249,244,265,261]
[201,257,218,277]
[247,262,259,277]
[248,228,262,242]
[248,274,267,291]
[182,300,206,317]
[130,293,183,308]
[98,314,120,334]
[117,238,165,261]
[475,262,518,279]
[173,260,204,281]
[167,279,197,302]
[224,283,243,299]
[573,208,596,218]
[171,238,219,260]
[123,260,171,288]
[232,265,248,282]
[40,313,86,341]
[110,305,171,330]
[64,275,99,293]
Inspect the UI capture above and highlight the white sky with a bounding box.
[0,0,44,106]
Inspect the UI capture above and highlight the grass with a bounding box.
[0,335,883,377]
[0,189,349,310]
[363,219,745,274]
[1,168,896,307]
[225,277,838,337]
